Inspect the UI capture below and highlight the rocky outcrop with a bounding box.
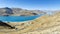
[0,21,15,29]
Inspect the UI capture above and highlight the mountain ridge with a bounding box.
[0,7,46,16]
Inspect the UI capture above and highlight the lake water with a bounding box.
[0,15,43,22]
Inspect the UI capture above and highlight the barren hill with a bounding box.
[0,7,46,16]
[0,11,60,34]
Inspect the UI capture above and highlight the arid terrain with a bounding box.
[0,7,46,16]
[0,11,60,34]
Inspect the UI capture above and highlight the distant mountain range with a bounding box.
[0,7,46,16]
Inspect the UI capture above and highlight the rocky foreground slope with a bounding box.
[20,12,60,34]
[0,12,60,34]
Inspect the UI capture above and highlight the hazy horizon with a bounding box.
[0,0,60,10]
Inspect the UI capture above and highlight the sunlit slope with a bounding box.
[21,12,60,34]
[16,12,60,34]
[0,12,60,34]
[22,12,60,34]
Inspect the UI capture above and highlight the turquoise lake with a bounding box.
[0,15,42,22]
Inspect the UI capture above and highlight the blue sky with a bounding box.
[0,0,60,10]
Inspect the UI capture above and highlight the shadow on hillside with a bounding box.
[0,21,15,29]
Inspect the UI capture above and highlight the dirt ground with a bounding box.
[0,12,60,34]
